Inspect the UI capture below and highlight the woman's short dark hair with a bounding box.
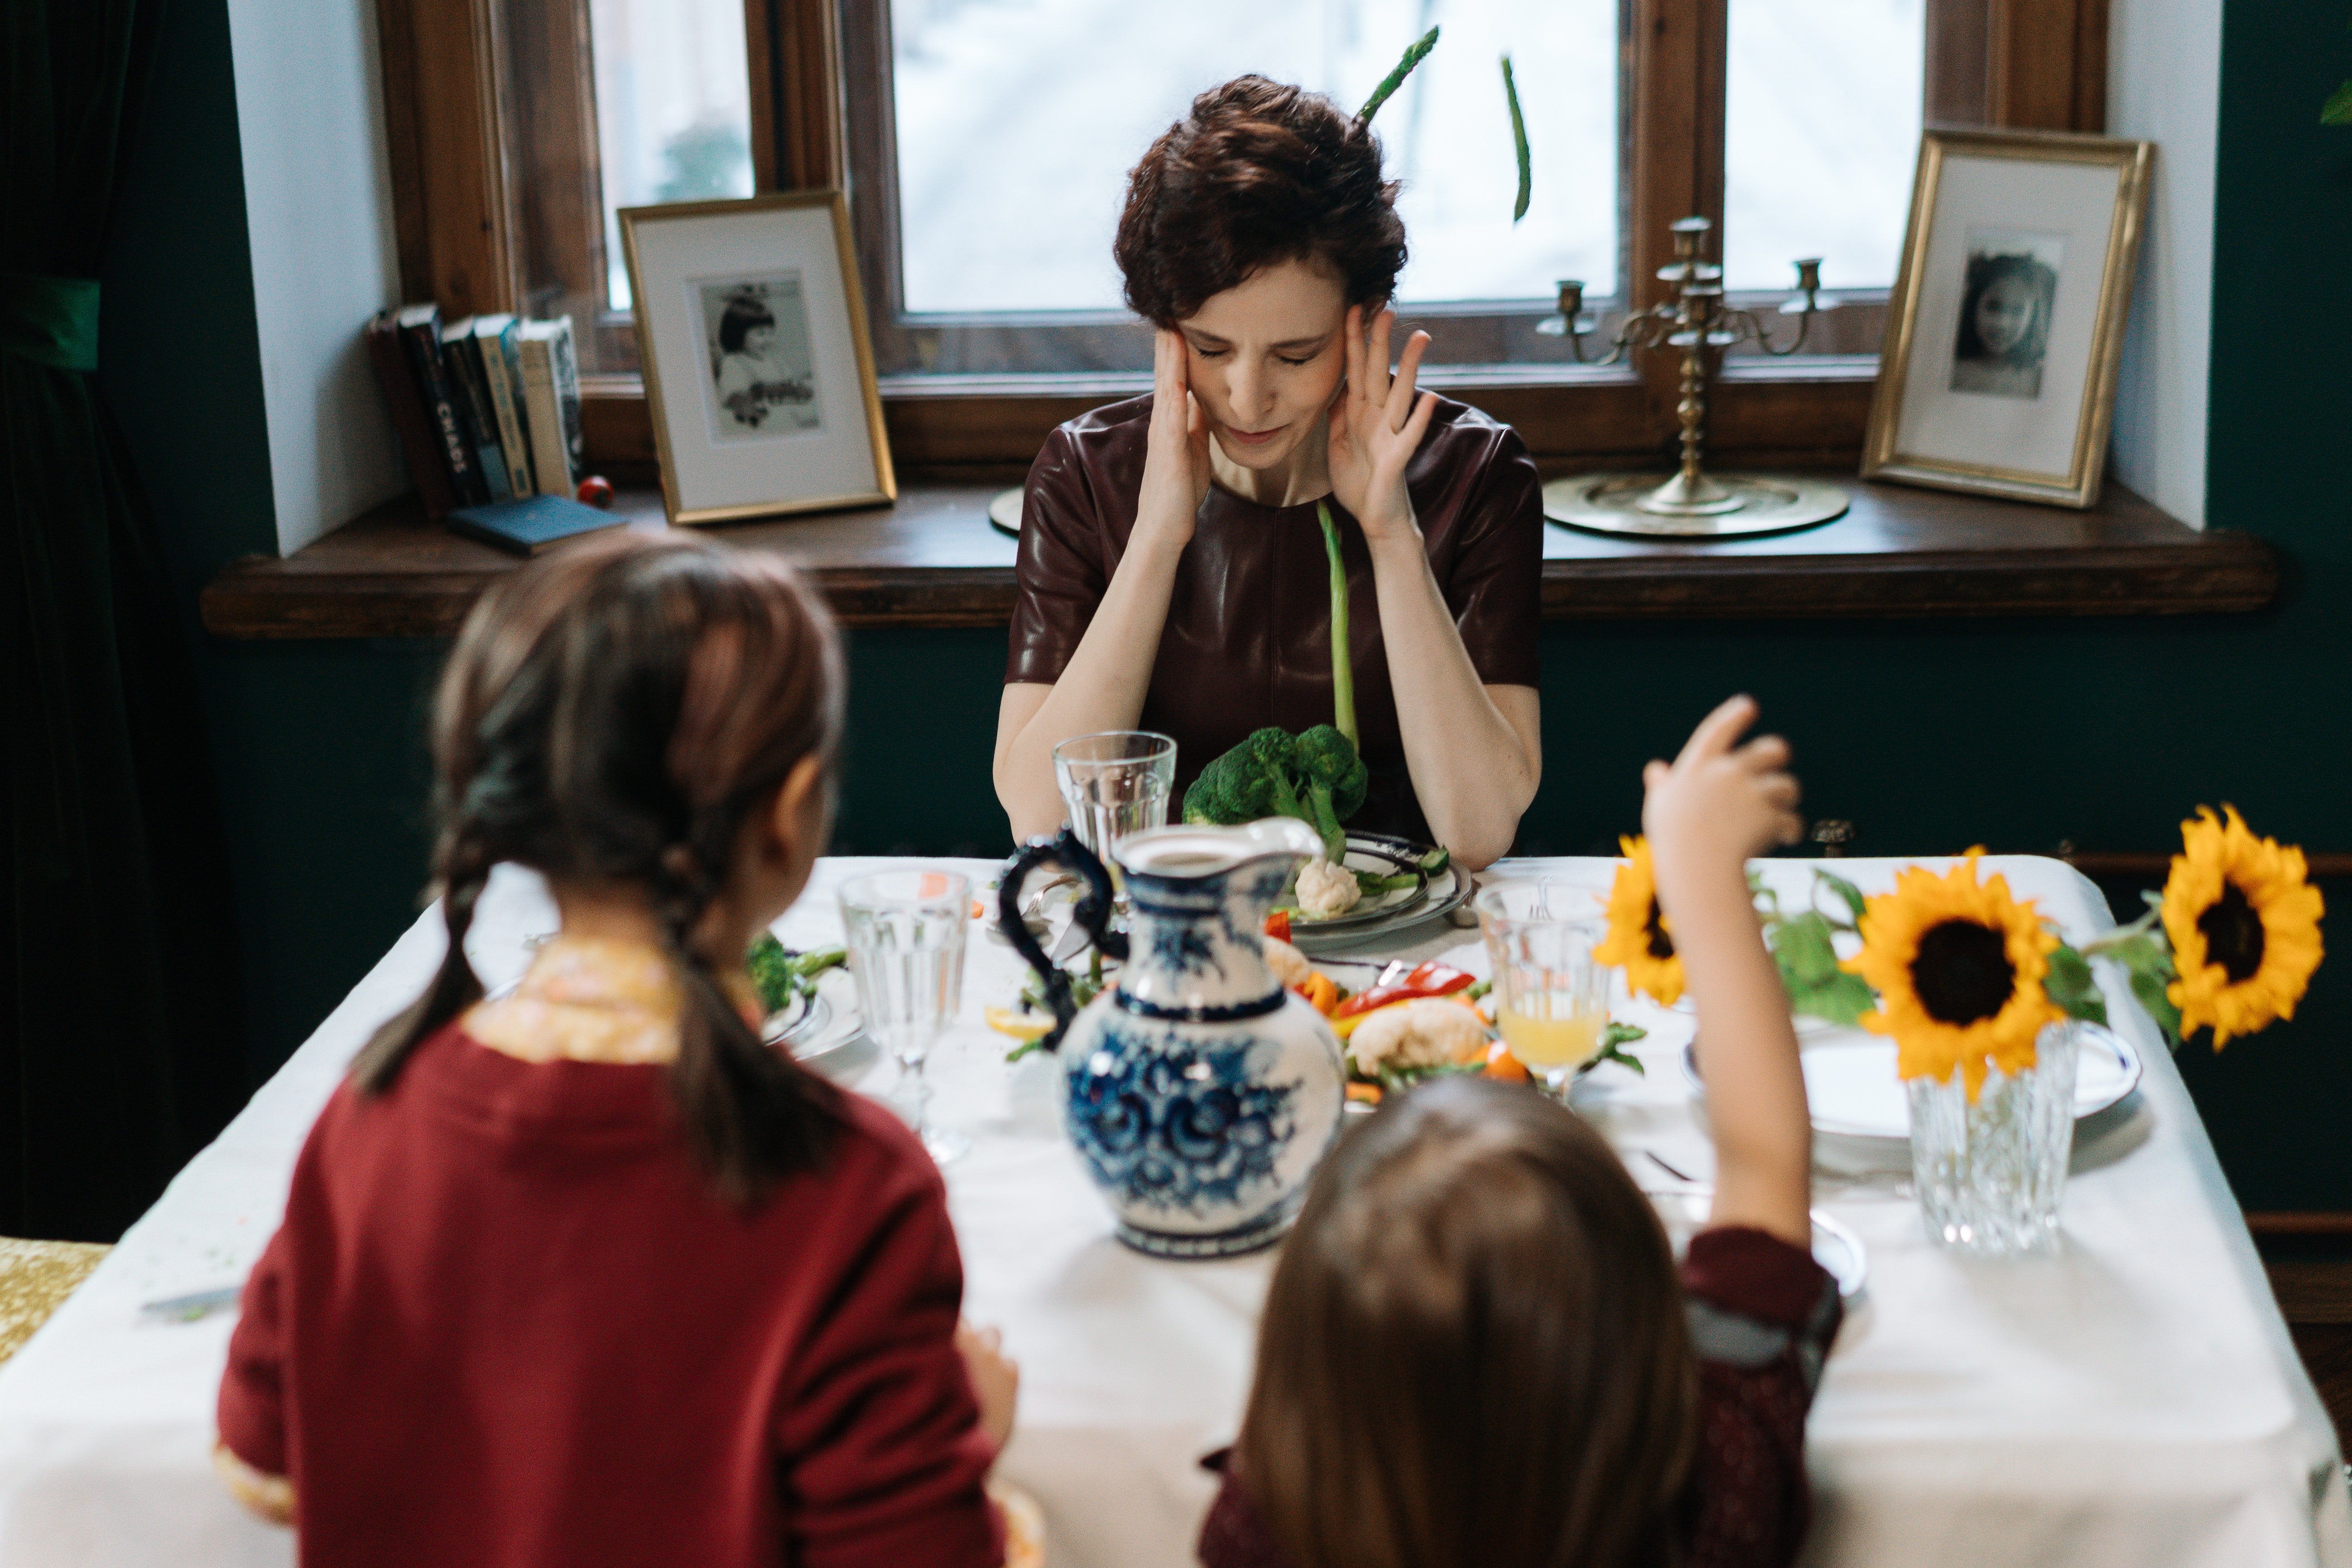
[1115,75,1406,326]
[1236,1075,1699,1568]
[350,532,846,1205]
[718,295,776,355]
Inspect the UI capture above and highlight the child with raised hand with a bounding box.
[1199,694,1833,1568]
[213,534,1020,1568]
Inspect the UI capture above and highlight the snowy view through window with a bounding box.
[891,0,1618,315]
[591,0,756,311]
[1724,0,1923,293]
[892,0,1924,319]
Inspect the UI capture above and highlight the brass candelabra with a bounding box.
[1539,216,1850,538]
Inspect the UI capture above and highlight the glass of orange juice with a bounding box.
[1476,884,1612,1101]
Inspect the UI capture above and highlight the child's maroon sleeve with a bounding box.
[775,1157,1004,1568]
[1680,1226,1842,1568]
[216,1223,293,1478]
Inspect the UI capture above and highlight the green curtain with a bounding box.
[3,0,246,1240]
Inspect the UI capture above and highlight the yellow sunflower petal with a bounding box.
[2163,807,2324,1049]
[1852,851,2062,1102]
[1592,835,1686,1006]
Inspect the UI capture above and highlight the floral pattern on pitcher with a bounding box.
[1066,1023,1301,1215]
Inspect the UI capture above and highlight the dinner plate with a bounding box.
[1647,1190,1868,1300]
[1679,1022,2144,1144]
[1287,832,1474,950]
[762,967,866,1065]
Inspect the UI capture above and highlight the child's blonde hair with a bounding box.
[1238,1075,1699,1568]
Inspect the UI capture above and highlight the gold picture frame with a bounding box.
[1863,129,2154,509]
[620,191,895,526]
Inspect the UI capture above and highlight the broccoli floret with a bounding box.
[745,934,845,1017]
[1183,728,1301,825]
[1293,724,1368,863]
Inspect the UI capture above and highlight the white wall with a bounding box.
[2107,0,2221,530]
[225,0,406,555]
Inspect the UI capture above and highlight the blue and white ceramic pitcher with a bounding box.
[998,819,1347,1258]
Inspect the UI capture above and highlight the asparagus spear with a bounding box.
[1502,55,1532,222]
[1317,501,1356,749]
[1358,26,1439,124]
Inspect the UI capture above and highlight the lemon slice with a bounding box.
[985,1006,1054,1042]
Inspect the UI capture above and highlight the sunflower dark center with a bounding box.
[1645,897,1674,959]
[2197,880,2265,984]
[1910,919,2016,1026]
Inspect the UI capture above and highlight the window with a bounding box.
[374,0,2106,466]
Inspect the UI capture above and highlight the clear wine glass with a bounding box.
[838,869,971,1164]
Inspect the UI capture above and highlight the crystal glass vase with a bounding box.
[1906,1020,2080,1256]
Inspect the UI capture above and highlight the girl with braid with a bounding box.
[213,534,1022,1568]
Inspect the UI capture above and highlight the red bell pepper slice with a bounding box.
[1328,960,1475,1021]
[1264,910,1291,943]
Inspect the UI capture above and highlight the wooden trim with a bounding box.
[1626,0,1727,428]
[498,0,605,325]
[750,0,843,192]
[2069,855,2352,879]
[2251,1214,2352,1238]
[200,479,2278,639]
[374,0,516,313]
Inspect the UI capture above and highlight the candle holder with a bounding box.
[1538,216,1850,539]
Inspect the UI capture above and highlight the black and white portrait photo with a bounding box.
[697,273,822,439]
[1948,229,2062,400]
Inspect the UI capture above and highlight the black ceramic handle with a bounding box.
[996,828,1127,1052]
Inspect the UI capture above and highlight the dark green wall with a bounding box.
[104,0,2351,1206]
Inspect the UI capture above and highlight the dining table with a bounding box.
[0,853,2341,1568]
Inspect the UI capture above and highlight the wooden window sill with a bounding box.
[199,477,2277,640]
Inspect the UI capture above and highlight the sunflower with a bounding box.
[2162,807,2324,1049]
[1846,851,2062,1100]
[1594,836,1684,1005]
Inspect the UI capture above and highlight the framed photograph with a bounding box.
[620,191,895,526]
[1863,130,2153,508]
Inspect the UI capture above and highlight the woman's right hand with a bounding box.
[1136,329,1211,549]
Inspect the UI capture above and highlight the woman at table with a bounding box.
[992,75,1543,869]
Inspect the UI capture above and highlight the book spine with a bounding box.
[398,309,486,505]
[478,320,535,497]
[441,329,512,501]
[364,311,460,519]
[519,335,573,502]
[546,316,584,496]
[495,323,538,498]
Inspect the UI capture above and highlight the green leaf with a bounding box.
[2324,80,2352,124]
[1817,870,1868,924]
[2041,942,2108,1026]
[1767,910,1877,1026]
[1588,1036,1647,1077]
[2128,966,2183,1045]
[1599,1021,1648,1051]
[1359,25,1440,123]
[1501,55,1532,221]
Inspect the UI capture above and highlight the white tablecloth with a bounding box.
[0,856,2341,1567]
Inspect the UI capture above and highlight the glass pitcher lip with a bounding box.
[1113,819,1327,881]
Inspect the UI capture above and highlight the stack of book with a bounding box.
[365,306,586,521]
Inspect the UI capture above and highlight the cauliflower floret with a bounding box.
[1295,858,1362,920]
[1262,935,1313,990]
[1348,998,1488,1077]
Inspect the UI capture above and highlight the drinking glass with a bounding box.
[1907,1019,2080,1255]
[1052,732,1177,861]
[1477,884,1612,1100]
[838,870,971,1164]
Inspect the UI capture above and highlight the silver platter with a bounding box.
[1544,472,1849,539]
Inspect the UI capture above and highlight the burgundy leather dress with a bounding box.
[1005,393,1543,845]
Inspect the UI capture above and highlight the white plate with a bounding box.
[762,967,865,1065]
[1680,1023,2144,1143]
[1647,1190,1868,1300]
[1289,837,1476,951]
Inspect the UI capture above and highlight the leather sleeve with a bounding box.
[1437,419,1544,691]
[1005,422,1113,686]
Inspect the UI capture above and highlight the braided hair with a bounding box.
[351,532,846,1202]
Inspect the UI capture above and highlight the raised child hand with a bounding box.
[1137,329,1211,548]
[1641,695,1803,885]
[1325,305,1437,544]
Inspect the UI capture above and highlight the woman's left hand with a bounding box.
[1327,305,1438,544]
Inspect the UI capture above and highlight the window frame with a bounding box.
[372,0,2107,476]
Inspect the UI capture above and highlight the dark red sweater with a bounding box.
[1197,1226,1842,1568]
[218,1024,1004,1568]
